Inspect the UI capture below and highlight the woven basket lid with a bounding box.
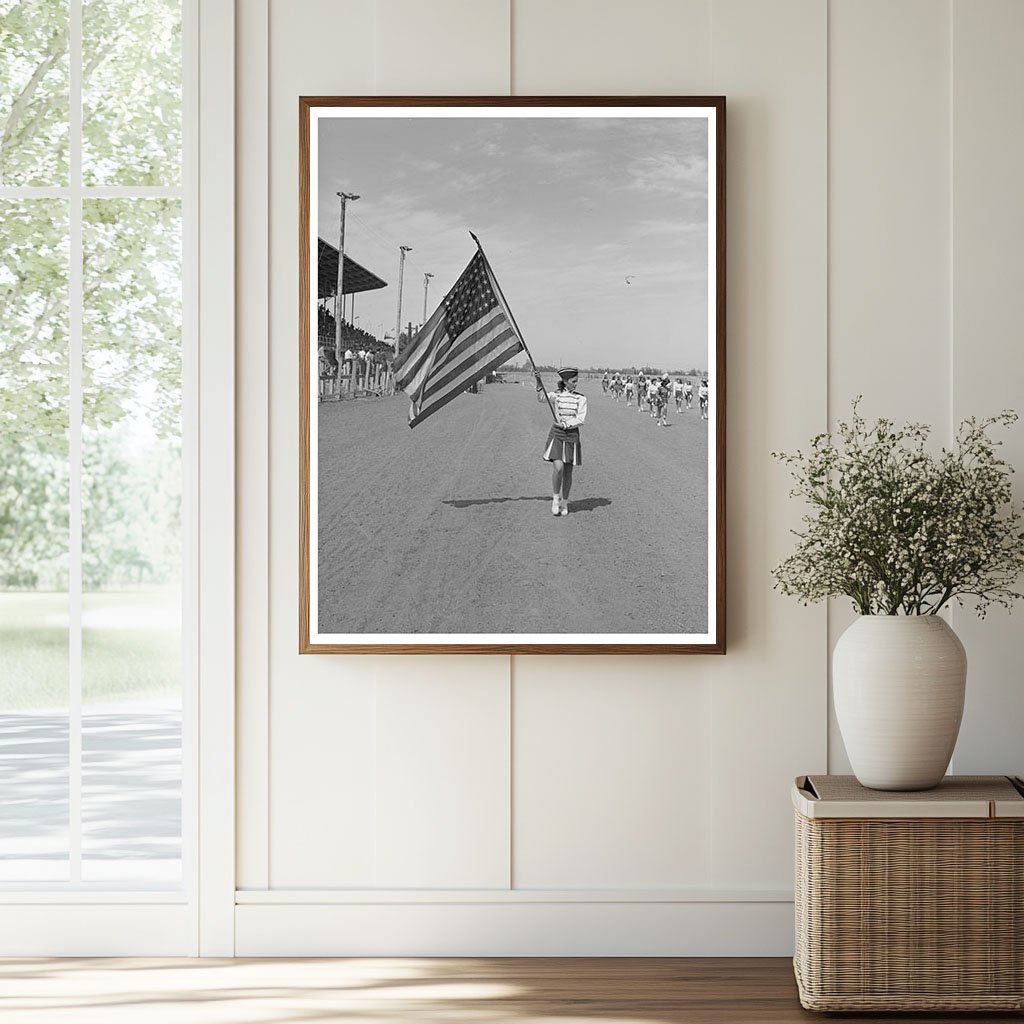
[793,774,1024,819]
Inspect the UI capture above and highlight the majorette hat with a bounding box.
[557,367,579,380]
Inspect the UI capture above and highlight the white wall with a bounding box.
[234,0,1024,955]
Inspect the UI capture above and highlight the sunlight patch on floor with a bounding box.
[0,958,682,1024]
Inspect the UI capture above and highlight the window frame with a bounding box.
[0,0,235,955]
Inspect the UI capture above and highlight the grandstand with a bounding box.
[317,238,390,399]
[318,307,391,358]
[317,238,388,299]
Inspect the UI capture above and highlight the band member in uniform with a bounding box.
[601,372,610,394]
[698,378,709,420]
[673,377,685,412]
[656,374,671,426]
[684,379,693,409]
[649,377,662,424]
[624,375,635,407]
[536,367,587,517]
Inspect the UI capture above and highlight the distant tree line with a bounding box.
[498,361,706,376]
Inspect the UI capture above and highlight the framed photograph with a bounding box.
[300,96,725,653]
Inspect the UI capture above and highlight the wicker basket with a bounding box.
[793,775,1024,1012]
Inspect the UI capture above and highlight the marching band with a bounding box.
[601,371,710,422]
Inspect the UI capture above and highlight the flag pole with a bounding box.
[470,232,558,424]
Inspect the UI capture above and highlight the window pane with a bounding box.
[0,199,70,880]
[82,198,181,883]
[0,0,70,186]
[82,0,181,187]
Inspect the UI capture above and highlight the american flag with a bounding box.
[392,249,525,428]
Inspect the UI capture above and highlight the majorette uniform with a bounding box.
[539,369,587,466]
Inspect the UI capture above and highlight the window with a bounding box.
[0,0,192,890]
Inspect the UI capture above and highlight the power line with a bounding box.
[346,210,431,276]
[344,208,452,289]
[343,210,402,260]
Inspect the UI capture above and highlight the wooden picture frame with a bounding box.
[300,96,725,653]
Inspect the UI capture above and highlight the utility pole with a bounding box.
[395,245,412,359]
[422,271,434,322]
[334,191,359,392]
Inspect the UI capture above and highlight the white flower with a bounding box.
[772,401,1024,617]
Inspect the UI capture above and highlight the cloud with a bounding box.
[630,218,707,239]
[313,112,712,366]
[407,158,444,173]
[518,144,593,172]
[627,152,708,197]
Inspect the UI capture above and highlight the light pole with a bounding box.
[422,271,434,322]
[334,191,359,391]
[395,245,412,359]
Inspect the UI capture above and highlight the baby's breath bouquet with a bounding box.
[772,401,1024,617]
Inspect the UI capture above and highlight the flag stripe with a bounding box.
[480,254,525,350]
[422,324,519,401]
[392,257,477,377]
[392,306,446,388]
[397,269,495,397]
[402,321,448,399]
[408,341,524,428]
[417,335,522,415]
[407,321,470,406]
[397,248,526,429]
[413,298,483,380]
[418,309,508,396]
[407,327,520,428]
[393,336,434,389]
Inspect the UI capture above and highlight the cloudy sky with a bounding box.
[317,111,709,371]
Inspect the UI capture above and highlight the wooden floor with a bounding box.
[0,957,1019,1023]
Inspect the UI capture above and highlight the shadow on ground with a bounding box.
[443,495,549,508]
[565,497,611,513]
[0,709,181,867]
[444,496,612,513]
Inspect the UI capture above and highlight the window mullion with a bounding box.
[1,0,193,904]
[0,187,184,199]
[68,0,83,886]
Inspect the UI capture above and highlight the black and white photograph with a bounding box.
[300,98,725,653]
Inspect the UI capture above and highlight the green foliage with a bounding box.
[82,0,181,185]
[82,427,181,589]
[0,199,68,448]
[0,0,181,186]
[1,1,183,592]
[0,440,68,587]
[1,423,181,590]
[83,197,182,438]
[773,400,1024,617]
[0,0,69,185]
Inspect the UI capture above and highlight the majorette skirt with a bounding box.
[542,424,582,466]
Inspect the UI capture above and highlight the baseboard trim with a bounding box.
[236,887,792,904]
[235,900,795,956]
[0,904,196,956]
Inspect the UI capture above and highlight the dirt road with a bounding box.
[317,379,708,635]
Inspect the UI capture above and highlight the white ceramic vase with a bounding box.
[833,615,967,791]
